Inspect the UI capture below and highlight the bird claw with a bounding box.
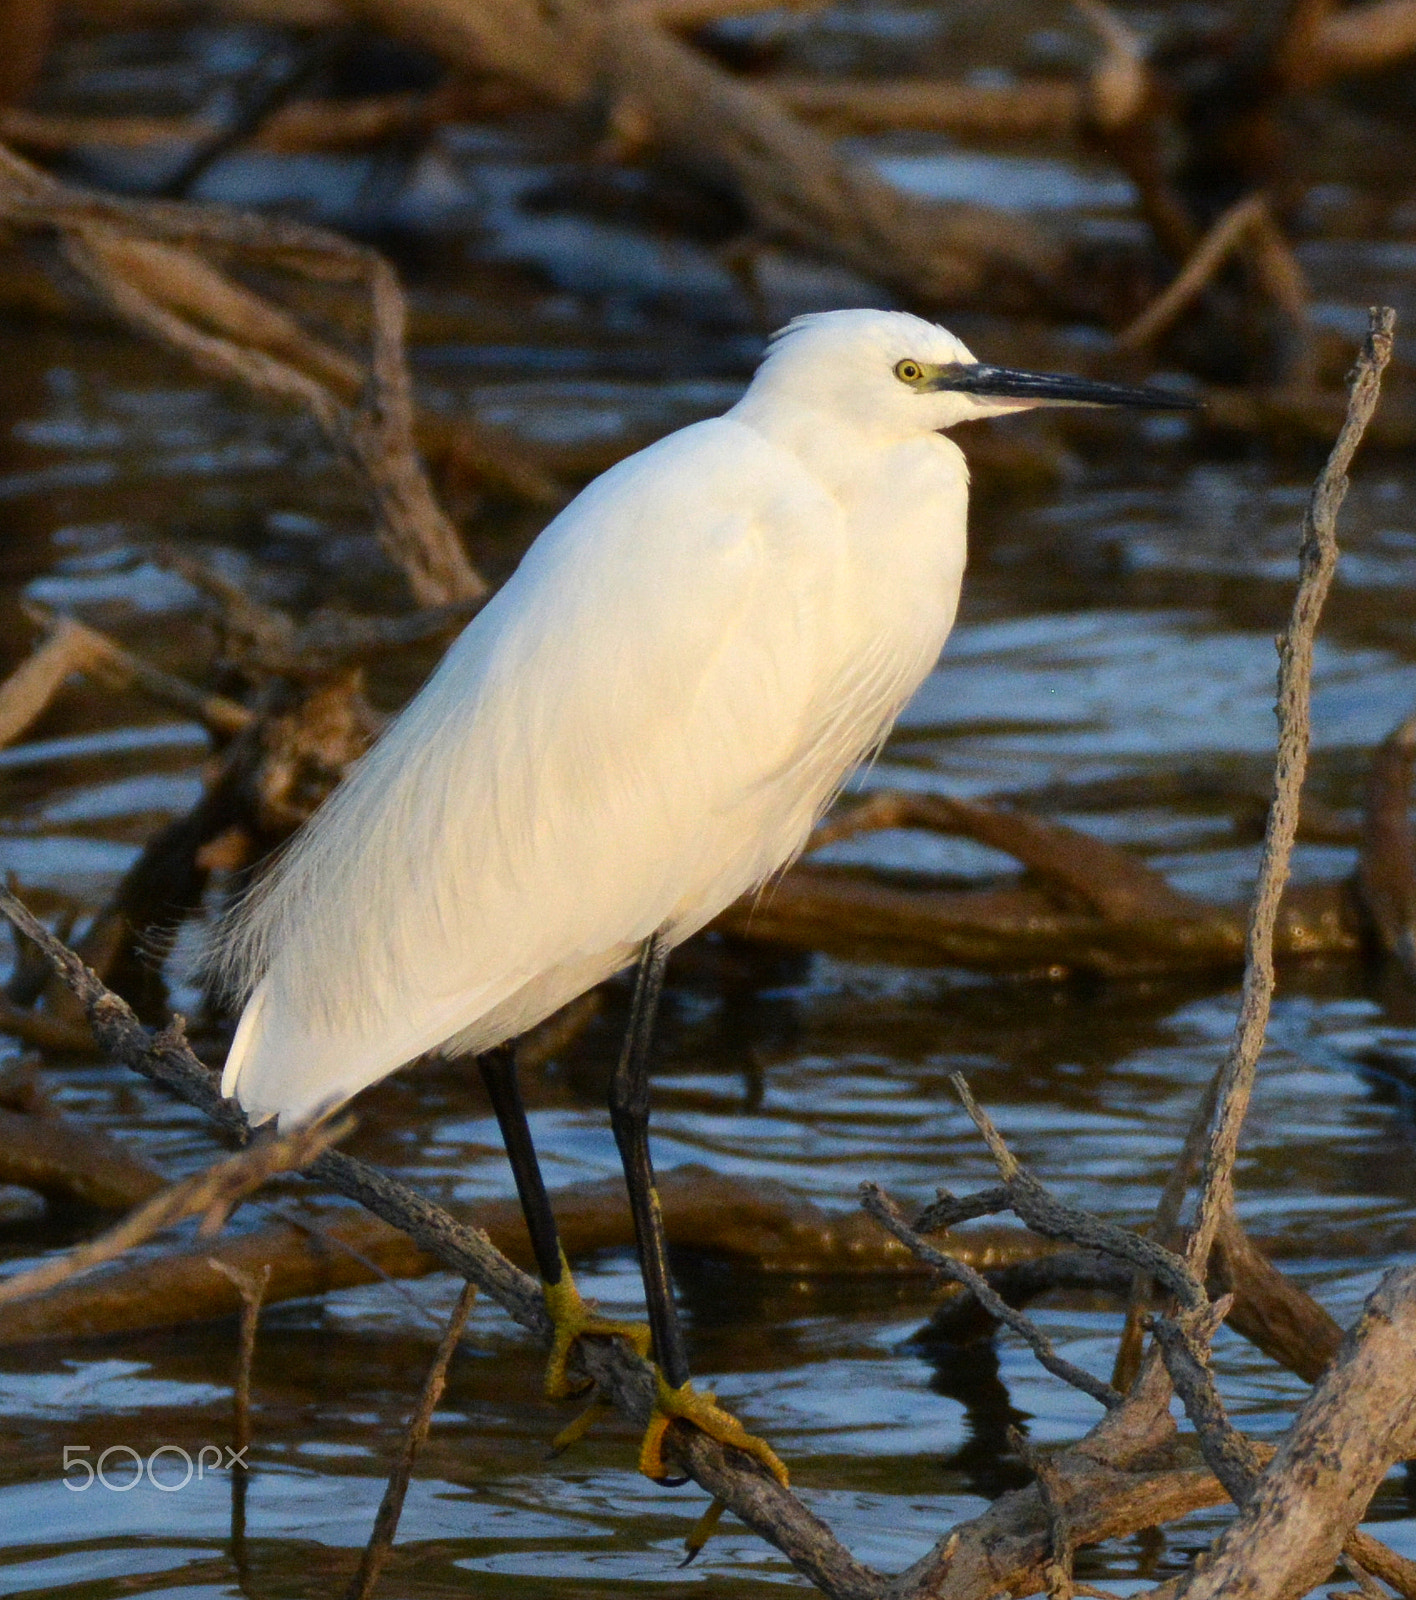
[542,1253,651,1401]
[548,1394,613,1457]
[638,1371,789,1488]
[680,1496,728,1564]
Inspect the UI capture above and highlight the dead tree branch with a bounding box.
[1186,306,1395,1280]
[0,1117,348,1306]
[0,882,881,1599]
[344,1281,476,1600]
[862,1182,1121,1409]
[0,145,559,603]
[1163,1264,1416,1600]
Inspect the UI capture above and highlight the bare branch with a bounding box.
[948,1075,1206,1312]
[1165,1265,1416,1600]
[863,1182,1121,1409]
[344,1282,476,1600]
[1117,194,1277,350]
[1187,307,1396,1280]
[209,1256,270,1462]
[0,616,101,750]
[0,1118,347,1306]
[1148,1297,1266,1504]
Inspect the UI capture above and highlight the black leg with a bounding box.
[478,1043,564,1287]
[608,932,690,1389]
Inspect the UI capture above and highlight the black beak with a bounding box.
[925,362,1199,410]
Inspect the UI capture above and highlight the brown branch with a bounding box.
[346,0,1068,312]
[61,223,481,609]
[0,615,103,749]
[1116,193,1283,351]
[1312,0,1416,77]
[807,791,1203,924]
[768,76,1082,139]
[1357,708,1416,979]
[209,1255,270,1463]
[0,95,439,155]
[0,1103,165,1210]
[1208,1202,1343,1384]
[344,1281,476,1600]
[0,146,559,598]
[20,603,253,736]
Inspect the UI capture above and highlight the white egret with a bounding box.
[219,308,1191,1488]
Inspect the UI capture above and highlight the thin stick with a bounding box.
[208,1257,270,1558]
[1187,308,1396,1280]
[1116,194,1271,349]
[343,1282,477,1600]
[0,618,99,751]
[863,1182,1121,1409]
[210,1257,271,1460]
[0,1119,347,1305]
[1114,311,1396,1396]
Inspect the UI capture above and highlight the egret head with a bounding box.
[749,309,1195,437]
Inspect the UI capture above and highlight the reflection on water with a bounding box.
[1,9,1416,1596]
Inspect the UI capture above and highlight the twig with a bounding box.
[1111,1075,1218,1391]
[0,616,100,750]
[1116,194,1273,350]
[862,1183,1121,1409]
[1186,307,1396,1281]
[157,26,358,198]
[0,1118,347,1306]
[911,1184,1013,1235]
[210,1256,271,1459]
[769,76,1082,139]
[1147,1297,1265,1504]
[343,1282,476,1600]
[209,1256,270,1558]
[947,1074,1207,1312]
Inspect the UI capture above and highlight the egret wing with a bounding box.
[221,417,851,1122]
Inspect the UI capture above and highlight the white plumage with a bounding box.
[219,309,1138,1125]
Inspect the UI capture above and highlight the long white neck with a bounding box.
[728,388,910,502]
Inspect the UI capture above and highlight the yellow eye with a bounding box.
[895,359,923,384]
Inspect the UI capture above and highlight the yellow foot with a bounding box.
[542,1251,651,1402]
[680,1496,728,1566]
[639,1371,789,1489]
